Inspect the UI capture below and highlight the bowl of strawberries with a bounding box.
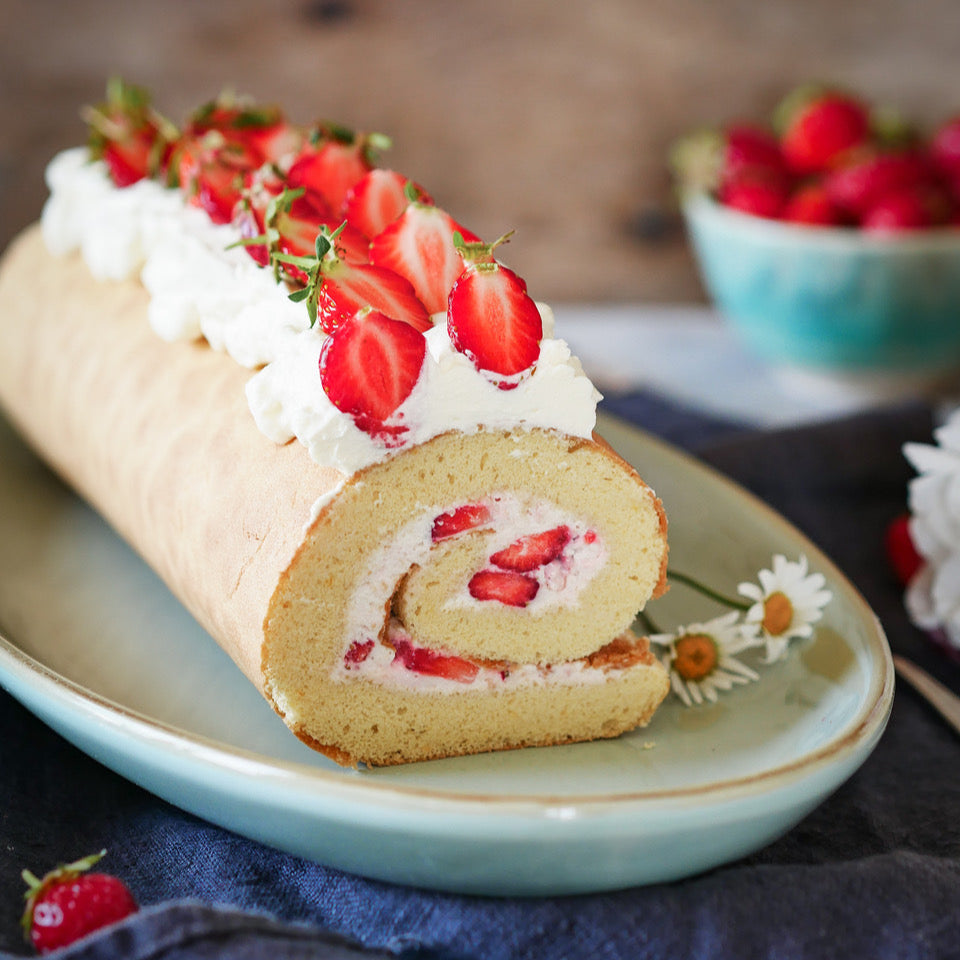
[673,84,960,374]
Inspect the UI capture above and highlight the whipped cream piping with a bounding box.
[41,147,602,476]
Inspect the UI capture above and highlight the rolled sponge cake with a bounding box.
[0,225,669,766]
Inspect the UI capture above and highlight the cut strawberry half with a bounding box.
[315,258,431,333]
[391,638,479,683]
[489,525,571,572]
[369,203,480,315]
[287,126,390,212]
[447,254,542,387]
[468,569,539,608]
[176,136,263,224]
[431,503,493,541]
[318,308,427,441]
[343,639,375,667]
[84,77,178,187]
[344,169,433,239]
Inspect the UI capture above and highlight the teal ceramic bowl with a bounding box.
[683,193,960,372]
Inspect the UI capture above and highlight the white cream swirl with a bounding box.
[41,147,602,475]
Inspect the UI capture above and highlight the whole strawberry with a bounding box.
[21,851,138,954]
[775,84,871,175]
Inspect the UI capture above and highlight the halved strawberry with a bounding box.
[176,135,263,224]
[468,569,539,607]
[288,125,390,212]
[369,203,481,315]
[490,525,571,572]
[446,241,542,388]
[84,77,178,187]
[392,638,479,683]
[318,308,427,441]
[431,503,493,541]
[344,169,433,239]
[186,94,303,165]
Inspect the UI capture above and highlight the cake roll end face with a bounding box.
[262,427,669,766]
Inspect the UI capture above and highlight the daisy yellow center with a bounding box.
[673,633,718,682]
[762,591,794,636]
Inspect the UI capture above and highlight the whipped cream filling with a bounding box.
[41,148,602,478]
[333,492,609,689]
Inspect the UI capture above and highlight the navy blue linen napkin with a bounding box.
[2,391,959,960]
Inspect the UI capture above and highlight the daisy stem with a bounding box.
[666,568,751,611]
[636,610,662,635]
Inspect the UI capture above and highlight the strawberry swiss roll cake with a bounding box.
[0,81,669,765]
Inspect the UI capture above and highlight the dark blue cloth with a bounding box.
[2,391,959,960]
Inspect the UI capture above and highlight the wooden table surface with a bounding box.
[1,0,958,302]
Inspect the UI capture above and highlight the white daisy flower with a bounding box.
[902,411,960,651]
[650,611,762,707]
[738,554,832,663]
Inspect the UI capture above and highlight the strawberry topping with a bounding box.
[318,308,427,441]
[447,253,542,387]
[431,503,493,541]
[344,169,433,239]
[468,569,540,607]
[370,203,480,315]
[343,639,375,667]
[489,525,571,572]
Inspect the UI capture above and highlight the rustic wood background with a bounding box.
[1,0,958,303]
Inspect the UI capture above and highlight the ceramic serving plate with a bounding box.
[0,410,893,896]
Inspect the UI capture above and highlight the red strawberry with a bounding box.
[318,308,427,440]
[723,123,789,180]
[490,525,571,572]
[931,116,960,179]
[186,95,302,165]
[343,639,375,667]
[885,514,924,586]
[446,237,542,386]
[776,87,870,174]
[176,136,263,224]
[21,851,137,954]
[370,203,481,315]
[782,183,847,226]
[718,169,790,218]
[84,77,177,187]
[862,183,952,232]
[468,569,539,607]
[392,638,479,683]
[431,503,493,541]
[287,126,390,212]
[824,150,933,219]
[344,169,433,239]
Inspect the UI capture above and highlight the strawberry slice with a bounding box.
[84,77,178,187]
[369,203,480,315]
[316,258,431,333]
[343,639,375,667]
[186,94,303,164]
[468,569,539,608]
[447,248,542,388]
[176,136,263,224]
[391,638,479,683]
[431,503,493,541]
[489,525,571,572]
[287,126,390,212]
[344,169,433,239]
[318,308,427,440]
